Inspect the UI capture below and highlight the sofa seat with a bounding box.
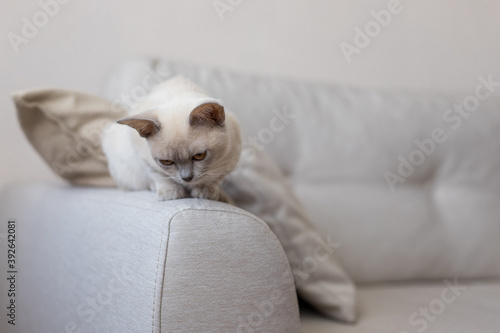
[301,279,500,333]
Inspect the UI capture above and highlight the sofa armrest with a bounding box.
[0,184,300,333]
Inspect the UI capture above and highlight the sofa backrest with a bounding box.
[104,59,500,283]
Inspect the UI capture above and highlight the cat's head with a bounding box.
[117,102,239,187]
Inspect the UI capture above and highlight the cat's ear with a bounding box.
[117,111,160,138]
[189,103,225,127]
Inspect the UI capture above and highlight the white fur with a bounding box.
[102,77,241,202]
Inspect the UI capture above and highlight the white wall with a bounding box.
[1,0,499,189]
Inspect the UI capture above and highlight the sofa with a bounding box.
[1,59,500,332]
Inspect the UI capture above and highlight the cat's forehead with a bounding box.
[149,130,208,158]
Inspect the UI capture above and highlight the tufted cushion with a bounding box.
[104,59,500,283]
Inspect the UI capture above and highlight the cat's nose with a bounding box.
[182,175,193,182]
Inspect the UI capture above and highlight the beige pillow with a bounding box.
[12,89,126,186]
[224,147,357,322]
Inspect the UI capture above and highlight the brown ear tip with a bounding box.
[116,118,135,126]
[189,102,226,127]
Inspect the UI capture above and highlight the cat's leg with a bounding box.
[103,123,152,191]
[157,184,186,201]
[156,181,187,201]
[190,184,233,204]
[149,171,187,201]
[190,184,220,201]
[191,185,220,200]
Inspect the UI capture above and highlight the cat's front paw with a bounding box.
[156,185,186,201]
[191,185,220,201]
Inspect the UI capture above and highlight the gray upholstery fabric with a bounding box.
[301,279,500,333]
[0,184,300,333]
[1,184,498,333]
[160,208,299,332]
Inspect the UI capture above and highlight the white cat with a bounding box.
[102,77,241,203]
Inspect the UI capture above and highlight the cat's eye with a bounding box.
[159,159,174,166]
[192,152,206,161]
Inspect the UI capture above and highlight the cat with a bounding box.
[102,77,242,203]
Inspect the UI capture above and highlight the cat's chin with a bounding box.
[173,179,196,188]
